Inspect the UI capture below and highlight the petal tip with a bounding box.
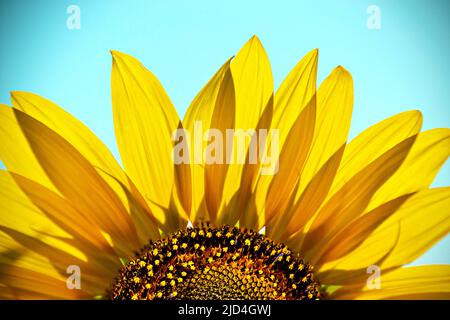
[10,91,23,99]
[335,65,347,72]
[403,109,423,123]
[110,50,130,62]
[411,109,423,117]
[311,48,319,61]
[250,34,261,42]
[9,91,24,105]
[333,65,353,81]
[306,48,319,61]
[245,34,265,51]
[110,49,120,60]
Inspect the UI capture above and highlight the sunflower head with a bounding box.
[0,35,449,300]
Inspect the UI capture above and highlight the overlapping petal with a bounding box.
[332,265,450,300]
[111,50,190,232]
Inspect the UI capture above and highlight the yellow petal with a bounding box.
[182,59,232,222]
[10,91,159,245]
[0,233,97,298]
[0,170,83,260]
[0,173,112,294]
[276,66,352,240]
[0,104,54,190]
[230,96,273,228]
[366,128,450,211]
[317,231,400,286]
[330,110,423,195]
[327,187,450,270]
[265,95,316,236]
[13,108,140,256]
[317,194,412,264]
[183,59,231,130]
[333,265,450,300]
[11,91,126,192]
[0,227,110,296]
[220,36,274,221]
[302,135,417,261]
[284,145,345,243]
[231,35,273,138]
[273,48,318,148]
[0,265,90,299]
[205,66,235,223]
[295,66,353,198]
[7,171,121,263]
[111,50,190,229]
[237,50,318,230]
[238,49,318,231]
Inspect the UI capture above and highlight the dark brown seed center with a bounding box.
[111,223,321,300]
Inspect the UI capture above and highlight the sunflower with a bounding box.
[0,36,449,300]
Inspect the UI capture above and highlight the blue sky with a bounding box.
[0,0,449,265]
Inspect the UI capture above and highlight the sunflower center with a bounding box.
[111,224,321,300]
